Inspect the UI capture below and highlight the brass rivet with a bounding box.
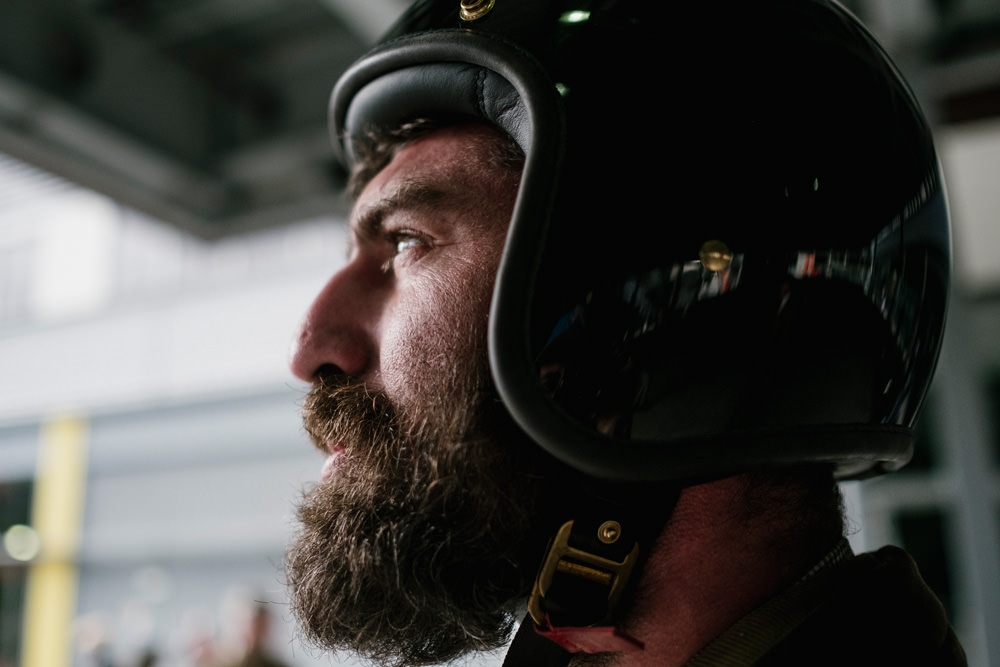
[699,239,733,272]
[460,0,495,21]
[597,520,622,544]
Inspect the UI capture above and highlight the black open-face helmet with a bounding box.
[330,0,950,485]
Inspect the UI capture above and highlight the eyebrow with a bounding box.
[351,179,449,243]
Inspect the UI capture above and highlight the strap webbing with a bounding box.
[502,614,572,667]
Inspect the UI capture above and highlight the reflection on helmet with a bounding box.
[330,0,950,483]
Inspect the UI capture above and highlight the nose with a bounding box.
[289,258,384,383]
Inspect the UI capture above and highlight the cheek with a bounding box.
[380,263,497,407]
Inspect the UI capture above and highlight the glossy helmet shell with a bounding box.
[330,0,951,482]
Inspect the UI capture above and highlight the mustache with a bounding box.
[301,373,400,456]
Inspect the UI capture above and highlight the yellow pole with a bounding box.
[21,416,89,667]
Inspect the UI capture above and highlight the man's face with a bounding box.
[287,124,545,666]
[289,122,518,409]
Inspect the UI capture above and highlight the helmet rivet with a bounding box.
[597,521,622,544]
[460,0,495,21]
[699,240,733,272]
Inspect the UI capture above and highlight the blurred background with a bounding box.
[0,0,998,665]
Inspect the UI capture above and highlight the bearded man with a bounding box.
[289,122,550,664]
[286,1,965,665]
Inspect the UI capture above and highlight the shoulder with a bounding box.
[758,546,966,666]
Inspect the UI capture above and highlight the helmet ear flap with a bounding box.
[532,276,893,443]
[734,281,890,429]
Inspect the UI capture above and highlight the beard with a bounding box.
[286,361,552,666]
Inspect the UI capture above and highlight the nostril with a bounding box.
[313,363,347,384]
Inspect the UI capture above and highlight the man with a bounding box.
[287,1,965,665]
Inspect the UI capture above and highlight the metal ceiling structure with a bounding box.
[0,0,407,238]
[0,0,999,239]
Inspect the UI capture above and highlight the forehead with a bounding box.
[353,123,520,216]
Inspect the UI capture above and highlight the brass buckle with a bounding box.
[527,520,640,627]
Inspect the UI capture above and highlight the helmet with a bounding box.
[329,0,950,484]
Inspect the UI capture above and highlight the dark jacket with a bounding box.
[688,544,966,666]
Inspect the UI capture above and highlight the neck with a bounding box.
[571,472,842,666]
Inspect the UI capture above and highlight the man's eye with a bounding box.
[393,235,422,255]
[381,232,427,272]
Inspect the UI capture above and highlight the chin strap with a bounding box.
[502,614,571,667]
[502,485,679,665]
[536,615,645,654]
[501,515,646,666]
[502,611,646,667]
[527,518,641,628]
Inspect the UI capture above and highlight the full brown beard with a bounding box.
[286,369,550,666]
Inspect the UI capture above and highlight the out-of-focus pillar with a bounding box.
[22,415,89,667]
